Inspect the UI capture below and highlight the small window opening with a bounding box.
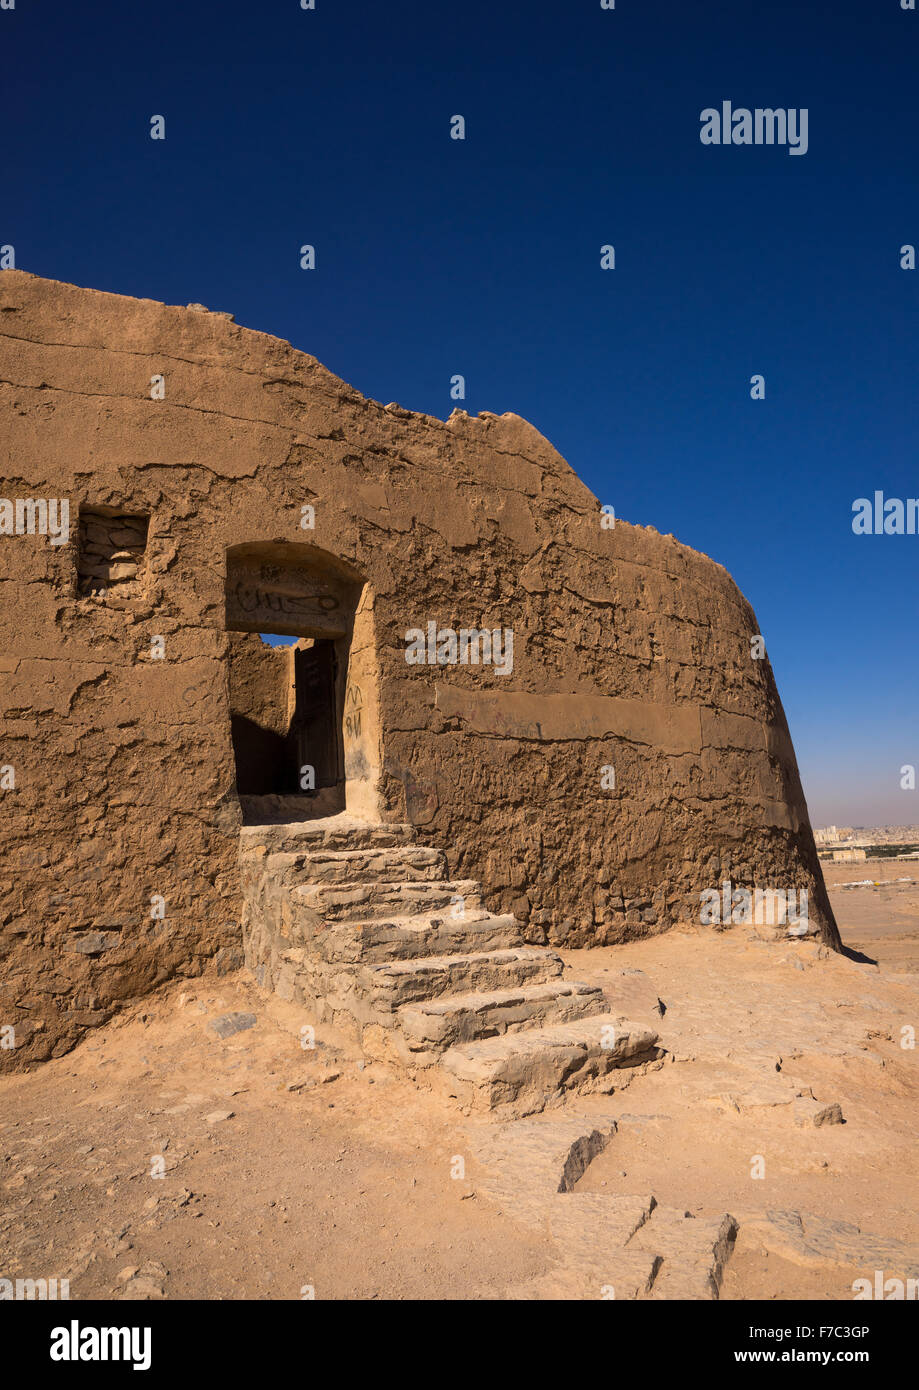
[77,507,150,598]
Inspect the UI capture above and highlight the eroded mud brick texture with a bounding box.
[0,270,840,1064]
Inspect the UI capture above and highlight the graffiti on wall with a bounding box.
[225,558,349,634]
[344,681,363,742]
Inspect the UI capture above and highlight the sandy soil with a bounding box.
[0,979,550,1300]
[2,867,916,1301]
[822,860,919,973]
[561,917,919,1301]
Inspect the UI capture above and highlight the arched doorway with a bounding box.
[224,542,381,823]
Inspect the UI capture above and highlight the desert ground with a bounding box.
[2,863,917,1301]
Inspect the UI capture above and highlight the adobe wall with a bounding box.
[0,270,841,1065]
[227,632,292,793]
[228,634,291,733]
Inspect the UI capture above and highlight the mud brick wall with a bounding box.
[227,633,291,738]
[0,270,840,1065]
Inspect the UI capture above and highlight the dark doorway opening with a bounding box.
[228,636,344,806]
[224,541,375,824]
[289,640,342,792]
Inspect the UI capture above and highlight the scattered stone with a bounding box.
[793,1098,845,1128]
[208,1012,256,1040]
[120,1272,163,1297]
[67,932,118,956]
[286,1070,339,1093]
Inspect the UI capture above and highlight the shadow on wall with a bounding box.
[230,712,290,795]
[229,638,343,797]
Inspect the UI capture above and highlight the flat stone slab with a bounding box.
[67,931,119,956]
[506,1250,661,1301]
[472,1117,735,1298]
[398,979,605,1050]
[284,845,446,884]
[548,1192,657,1268]
[741,1209,919,1278]
[472,1117,618,1225]
[442,1014,660,1113]
[365,946,563,1006]
[354,912,523,964]
[630,1206,739,1299]
[208,1011,257,1040]
[297,878,483,921]
[240,818,415,854]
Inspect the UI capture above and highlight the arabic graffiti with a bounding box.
[344,681,363,741]
[230,582,340,617]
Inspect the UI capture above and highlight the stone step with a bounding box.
[361,947,564,1009]
[397,978,608,1058]
[274,845,448,885]
[239,817,415,856]
[294,878,484,921]
[327,910,524,965]
[240,791,343,825]
[438,1014,661,1115]
[631,1207,739,1300]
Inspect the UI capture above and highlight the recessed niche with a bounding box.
[77,507,150,598]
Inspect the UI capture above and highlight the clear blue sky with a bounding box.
[3,0,917,826]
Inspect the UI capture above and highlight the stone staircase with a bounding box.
[239,815,661,1117]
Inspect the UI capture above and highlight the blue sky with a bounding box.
[3,0,917,826]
